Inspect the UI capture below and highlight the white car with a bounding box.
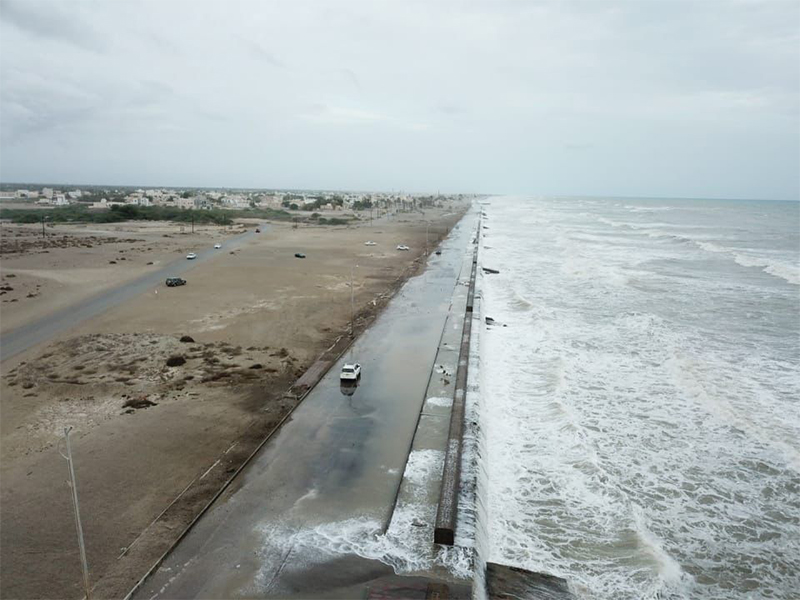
[186,252,198,260]
[364,241,377,246]
[214,243,222,249]
[340,363,361,381]
[396,244,410,251]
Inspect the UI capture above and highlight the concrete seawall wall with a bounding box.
[434,217,480,546]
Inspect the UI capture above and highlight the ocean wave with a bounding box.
[473,196,800,599]
[254,448,473,586]
[733,253,799,285]
[694,241,799,285]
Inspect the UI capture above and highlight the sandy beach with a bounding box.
[0,203,468,599]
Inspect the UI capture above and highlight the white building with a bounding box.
[90,198,125,209]
[41,187,54,199]
[53,195,70,206]
[126,196,151,207]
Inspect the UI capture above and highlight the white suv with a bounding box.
[340,363,361,381]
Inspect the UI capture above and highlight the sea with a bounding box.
[472,196,799,599]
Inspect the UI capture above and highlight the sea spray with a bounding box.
[474,196,800,599]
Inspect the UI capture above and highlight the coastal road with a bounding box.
[0,225,265,360]
[132,209,477,598]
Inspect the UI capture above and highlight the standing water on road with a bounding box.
[474,196,799,599]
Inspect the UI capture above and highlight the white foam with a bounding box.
[474,196,800,599]
[694,240,800,285]
[733,253,799,285]
[253,448,473,587]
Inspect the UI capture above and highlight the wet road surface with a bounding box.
[0,226,263,360]
[132,211,477,598]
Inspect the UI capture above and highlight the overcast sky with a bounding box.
[1,0,798,199]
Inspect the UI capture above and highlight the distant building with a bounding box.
[53,195,69,206]
[67,190,82,199]
[168,197,194,209]
[193,195,211,209]
[41,187,54,199]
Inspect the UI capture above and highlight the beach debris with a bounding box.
[179,335,195,343]
[122,396,157,410]
[166,355,187,367]
[485,315,508,327]
[249,363,263,369]
[483,267,500,274]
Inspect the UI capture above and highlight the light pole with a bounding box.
[349,264,359,338]
[41,215,49,239]
[59,427,91,600]
[425,221,430,256]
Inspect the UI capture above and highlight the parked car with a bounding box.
[435,249,442,255]
[364,241,377,246]
[186,252,197,260]
[340,363,362,381]
[294,252,306,258]
[396,244,410,251]
[214,243,222,249]
[255,228,261,233]
[166,277,186,287]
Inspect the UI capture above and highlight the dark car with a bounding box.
[294,253,306,258]
[255,228,261,233]
[166,277,187,287]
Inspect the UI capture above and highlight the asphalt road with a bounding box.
[0,225,264,361]
[132,210,477,599]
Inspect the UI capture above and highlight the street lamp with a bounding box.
[350,264,359,338]
[425,221,430,256]
[59,427,91,600]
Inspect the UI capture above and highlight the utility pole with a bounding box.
[425,222,430,256]
[191,212,195,234]
[41,215,47,239]
[350,265,355,337]
[59,427,91,600]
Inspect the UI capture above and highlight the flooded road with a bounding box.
[0,226,263,360]
[133,210,477,599]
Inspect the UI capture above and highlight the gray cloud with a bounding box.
[239,37,285,68]
[339,68,361,92]
[1,0,107,52]
[0,0,797,199]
